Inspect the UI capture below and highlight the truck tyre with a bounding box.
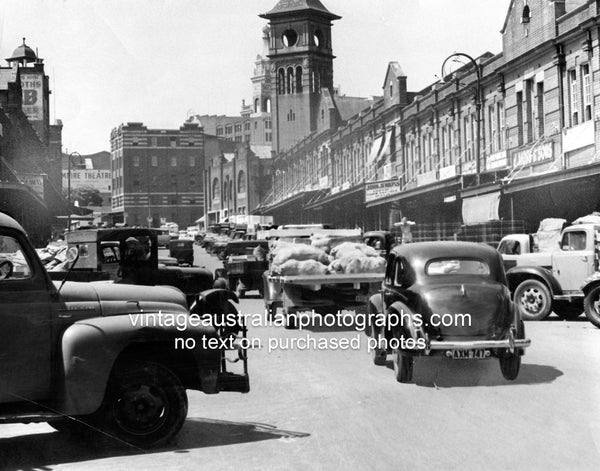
[393,349,413,383]
[553,301,582,320]
[583,285,600,328]
[499,351,521,380]
[98,361,188,448]
[514,279,552,321]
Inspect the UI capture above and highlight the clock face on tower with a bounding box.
[282,29,298,47]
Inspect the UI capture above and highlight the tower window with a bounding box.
[282,29,298,47]
[286,67,294,94]
[278,68,285,95]
[521,5,530,24]
[313,30,324,48]
[295,66,303,93]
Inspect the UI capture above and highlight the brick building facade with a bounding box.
[109,122,204,228]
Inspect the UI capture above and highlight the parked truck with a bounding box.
[505,222,600,327]
[0,211,249,447]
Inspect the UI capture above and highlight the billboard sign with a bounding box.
[20,73,44,121]
[62,169,112,193]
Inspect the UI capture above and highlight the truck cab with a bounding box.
[0,211,248,447]
[506,223,600,326]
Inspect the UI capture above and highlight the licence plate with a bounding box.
[447,349,490,359]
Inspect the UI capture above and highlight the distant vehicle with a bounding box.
[363,231,396,258]
[368,241,530,383]
[169,238,194,266]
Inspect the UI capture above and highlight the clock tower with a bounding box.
[260,0,340,153]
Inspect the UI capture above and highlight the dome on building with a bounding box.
[6,38,37,64]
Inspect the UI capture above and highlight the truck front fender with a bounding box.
[581,272,600,294]
[506,265,562,296]
[58,314,221,416]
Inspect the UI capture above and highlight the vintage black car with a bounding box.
[169,238,194,265]
[368,241,530,383]
[215,240,269,297]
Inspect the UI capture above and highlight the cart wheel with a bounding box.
[284,309,298,330]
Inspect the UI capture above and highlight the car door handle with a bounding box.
[581,256,588,262]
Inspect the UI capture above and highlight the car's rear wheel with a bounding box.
[369,321,387,366]
[97,361,188,448]
[514,279,552,320]
[553,301,582,320]
[499,351,521,380]
[583,285,600,328]
[393,349,413,383]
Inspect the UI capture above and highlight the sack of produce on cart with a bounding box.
[327,241,386,274]
[271,243,332,267]
[271,258,329,276]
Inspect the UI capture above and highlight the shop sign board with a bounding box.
[365,179,402,203]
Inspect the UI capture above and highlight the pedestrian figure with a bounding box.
[397,217,416,244]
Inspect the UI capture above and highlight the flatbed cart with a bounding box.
[264,272,384,328]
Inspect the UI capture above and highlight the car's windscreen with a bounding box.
[426,258,490,276]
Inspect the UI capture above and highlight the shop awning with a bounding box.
[461,191,501,225]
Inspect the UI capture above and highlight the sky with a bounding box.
[0,0,512,155]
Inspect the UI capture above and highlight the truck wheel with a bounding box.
[553,301,582,320]
[393,349,413,383]
[284,309,298,330]
[584,286,600,328]
[99,361,188,448]
[499,351,521,380]
[514,279,552,320]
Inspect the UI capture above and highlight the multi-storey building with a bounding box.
[109,122,204,228]
[258,0,600,234]
[0,38,63,244]
[203,137,273,225]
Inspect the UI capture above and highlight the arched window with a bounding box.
[212,178,220,200]
[254,98,259,113]
[265,98,271,113]
[237,170,246,193]
[521,5,530,23]
[278,68,285,94]
[228,180,233,201]
[286,67,294,94]
[295,66,303,93]
[312,71,320,93]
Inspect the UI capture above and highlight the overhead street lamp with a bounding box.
[66,151,83,231]
[441,52,482,185]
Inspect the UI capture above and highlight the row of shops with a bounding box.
[254,0,600,237]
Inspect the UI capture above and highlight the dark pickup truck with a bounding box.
[49,227,212,306]
[0,212,249,447]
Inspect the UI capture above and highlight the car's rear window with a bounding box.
[426,258,490,276]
